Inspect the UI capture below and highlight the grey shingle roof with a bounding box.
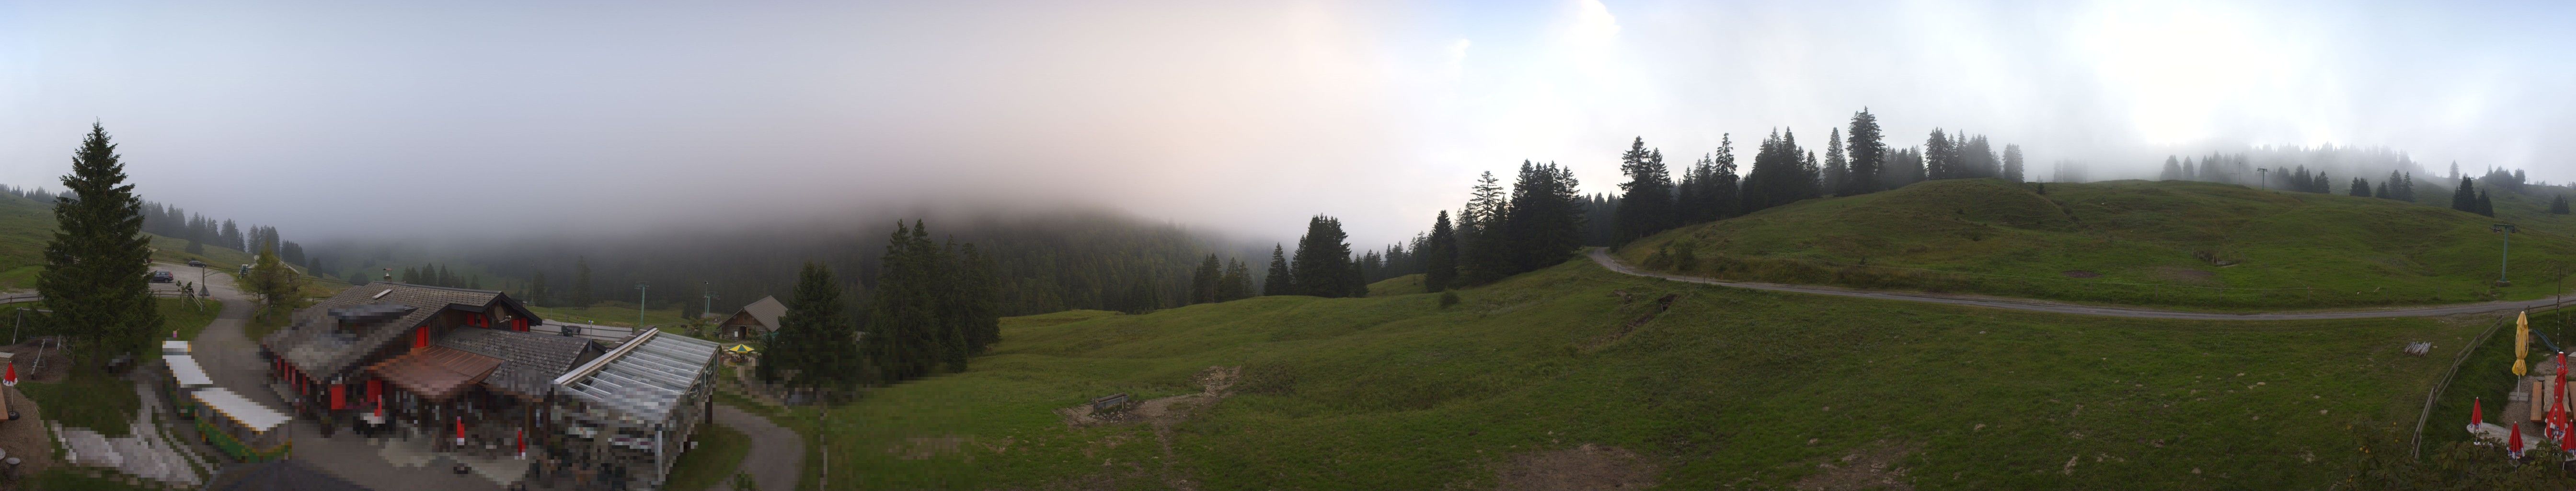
[263,283,523,379]
[736,296,785,332]
[434,327,602,398]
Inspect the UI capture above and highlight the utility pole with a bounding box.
[2494,223,2519,286]
[2256,168,2269,191]
[636,282,649,328]
[702,281,715,319]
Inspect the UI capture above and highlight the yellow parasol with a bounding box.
[2516,310,2531,376]
[727,344,757,354]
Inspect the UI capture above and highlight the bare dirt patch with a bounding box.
[1492,443,1659,491]
[1052,366,1242,491]
[1790,441,1916,491]
[0,340,71,384]
[2060,270,2102,279]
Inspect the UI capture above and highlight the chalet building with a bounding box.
[260,282,726,490]
[715,295,784,339]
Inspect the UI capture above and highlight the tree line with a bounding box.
[1,184,316,269]
[760,219,1003,394]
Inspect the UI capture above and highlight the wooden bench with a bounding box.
[1091,393,1131,413]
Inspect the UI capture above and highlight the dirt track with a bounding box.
[1587,248,2567,321]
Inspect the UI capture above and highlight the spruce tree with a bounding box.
[2349,177,2370,197]
[1704,135,1742,220]
[1423,210,1458,292]
[39,123,163,364]
[1217,258,1251,301]
[2477,190,2495,217]
[1611,137,1674,244]
[2453,177,2477,213]
[1289,216,1355,298]
[781,261,855,392]
[2161,156,2182,181]
[1844,109,1883,195]
[954,242,1001,355]
[2001,144,2025,183]
[1188,254,1221,304]
[1262,244,1292,295]
[866,222,942,383]
[2551,195,2570,215]
[1460,171,1512,285]
[1823,128,1848,196]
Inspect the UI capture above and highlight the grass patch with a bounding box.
[666,421,752,491]
[807,259,2468,489]
[157,297,218,341]
[1621,179,2576,310]
[20,370,139,437]
[1366,273,1426,297]
[243,313,291,342]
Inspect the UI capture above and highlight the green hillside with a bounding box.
[1618,179,2576,310]
[777,259,2471,490]
[0,190,260,290]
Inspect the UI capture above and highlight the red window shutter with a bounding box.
[331,384,347,410]
[368,379,381,401]
[415,326,429,349]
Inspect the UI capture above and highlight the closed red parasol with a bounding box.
[2512,422,2527,459]
[2475,397,2486,428]
[516,428,526,459]
[3,362,15,387]
[455,416,466,446]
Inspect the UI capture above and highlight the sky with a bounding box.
[3,0,2573,247]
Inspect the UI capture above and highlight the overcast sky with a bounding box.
[4,0,2572,247]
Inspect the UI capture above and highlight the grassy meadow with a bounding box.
[1618,179,2576,310]
[754,259,2477,490]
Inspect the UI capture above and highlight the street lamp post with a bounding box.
[636,282,649,328]
[2495,223,2519,286]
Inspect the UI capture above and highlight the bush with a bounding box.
[1437,291,1460,309]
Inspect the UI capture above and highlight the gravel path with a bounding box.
[1587,248,2568,320]
[713,404,803,491]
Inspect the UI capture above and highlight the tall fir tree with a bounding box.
[1739,129,1817,214]
[2477,190,2495,217]
[2452,177,2478,213]
[1422,210,1459,292]
[1504,161,1587,274]
[1844,109,1884,195]
[1695,135,1742,221]
[1188,254,1221,304]
[1822,128,1848,196]
[39,123,163,364]
[1262,244,1292,295]
[1216,258,1252,301]
[1459,171,1513,285]
[1611,137,1675,244]
[866,222,942,383]
[1289,216,1356,298]
[1925,129,1956,180]
[2349,177,2371,197]
[779,261,857,392]
[2001,144,2025,183]
[2550,195,2570,215]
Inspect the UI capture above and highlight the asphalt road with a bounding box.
[1586,248,2569,320]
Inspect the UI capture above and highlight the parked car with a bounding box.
[149,270,174,283]
[187,259,204,268]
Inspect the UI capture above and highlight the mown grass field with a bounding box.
[665,421,752,491]
[1618,179,2576,310]
[765,259,2475,490]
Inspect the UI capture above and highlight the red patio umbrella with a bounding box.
[374,394,384,419]
[516,428,526,459]
[2462,397,2483,429]
[4,362,16,387]
[2513,422,2527,459]
[455,416,466,446]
